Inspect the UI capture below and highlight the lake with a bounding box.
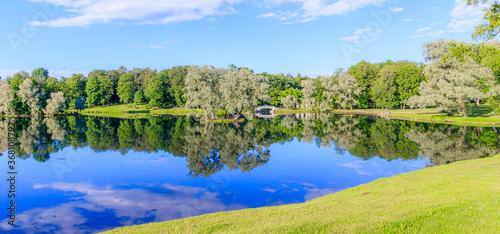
[0,114,498,233]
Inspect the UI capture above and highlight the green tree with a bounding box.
[85,76,100,107]
[65,74,87,109]
[278,88,302,105]
[98,75,113,106]
[372,64,399,108]
[8,71,30,114]
[117,73,136,104]
[348,61,381,108]
[465,0,500,41]
[134,90,144,105]
[394,62,425,109]
[75,96,85,111]
[146,70,168,107]
[168,66,188,106]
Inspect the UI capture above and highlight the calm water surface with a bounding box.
[0,114,498,233]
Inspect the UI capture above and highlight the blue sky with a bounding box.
[0,0,491,78]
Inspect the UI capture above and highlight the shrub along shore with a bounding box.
[104,155,500,233]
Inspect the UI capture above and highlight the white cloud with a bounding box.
[128,40,180,50]
[431,6,438,10]
[409,35,423,39]
[355,27,382,35]
[28,0,240,27]
[415,27,430,33]
[263,0,389,19]
[425,30,444,37]
[129,44,167,49]
[338,26,382,44]
[256,12,278,18]
[403,18,412,22]
[0,182,246,233]
[448,0,488,33]
[390,7,404,12]
[338,35,361,42]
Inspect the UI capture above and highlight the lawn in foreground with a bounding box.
[104,155,500,233]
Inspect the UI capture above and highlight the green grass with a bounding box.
[389,112,500,126]
[71,104,198,118]
[104,155,500,233]
[274,108,316,114]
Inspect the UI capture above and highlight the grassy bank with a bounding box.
[105,155,500,233]
[69,104,197,118]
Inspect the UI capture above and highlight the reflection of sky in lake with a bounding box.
[0,138,429,233]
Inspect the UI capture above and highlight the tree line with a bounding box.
[1,40,499,119]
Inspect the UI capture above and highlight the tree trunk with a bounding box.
[447,106,452,116]
[233,108,243,119]
[349,93,353,111]
[460,99,467,118]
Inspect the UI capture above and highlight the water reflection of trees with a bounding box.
[405,125,499,165]
[1,114,500,174]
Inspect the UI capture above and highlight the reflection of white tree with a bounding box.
[405,126,499,165]
[281,116,298,129]
[331,116,363,154]
[19,117,42,158]
[301,116,316,143]
[0,119,15,154]
[183,122,270,177]
[44,118,66,141]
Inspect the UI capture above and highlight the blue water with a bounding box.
[0,115,494,233]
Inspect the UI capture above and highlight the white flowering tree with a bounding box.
[43,91,67,116]
[407,39,498,117]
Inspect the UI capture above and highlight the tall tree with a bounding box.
[168,66,188,106]
[347,61,381,108]
[18,79,41,115]
[146,70,168,107]
[117,73,136,104]
[43,91,66,115]
[65,74,87,109]
[319,75,338,112]
[407,39,497,117]
[85,76,100,107]
[301,79,316,110]
[98,75,113,106]
[333,74,364,110]
[134,90,144,106]
[372,64,399,108]
[8,71,30,114]
[0,80,14,115]
[394,62,425,109]
[184,66,225,120]
[220,68,269,119]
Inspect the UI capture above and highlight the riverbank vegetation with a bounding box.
[1,39,500,121]
[104,154,500,233]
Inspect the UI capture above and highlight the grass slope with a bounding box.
[105,155,500,233]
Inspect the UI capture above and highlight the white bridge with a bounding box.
[255,105,278,111]
[255,105,278,119]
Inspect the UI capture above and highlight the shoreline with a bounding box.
[103,155,500,233]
